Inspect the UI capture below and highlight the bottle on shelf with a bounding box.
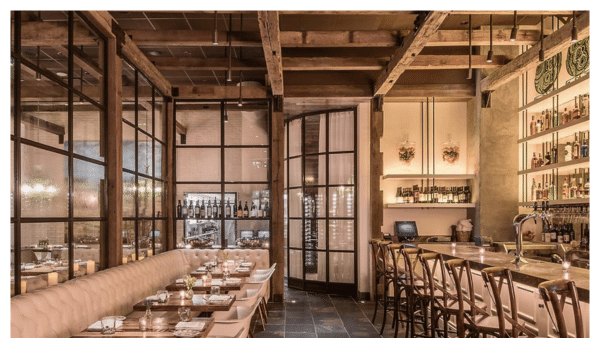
[396,187,403,204]
[584,177,590,198]
[530,116,537,136]
[563,223,571,243]
[182,200,188,218]
[561,107,570,125]
[537,153,544,167]
[212,199,218,218]
[177,200,182,218]
[194,200,200,219]
[243,201,249,218]
[541,221,547,242]
[536,183,543,201]
[188,200,195,218]
[544,152,551,166]
[206,200,213,218]
[544,109,551,130]
[200,200,206,218]
[551,143,558,164]
[225,198,231,218]
[564,142,572,162]
[550,222,558,243]
[531,152,538,169]
[582,224,589,250]
[464,186,471,203]
[543,181,549,201]
[549,177,556,201]
[571,96,581,120]
[217,199,222,218]
[569,176,577,199]
[572,134,580,160]
[237,200,243,218]
[569,223,575,245]
[536,119,542,133]
[557,223,564,244]
[251,201,257,217]
[562,177,569,200]
[544,222,552,243]
[581,136,589,158]
[580,94,588,117]
[413,185,420,203]
[531,178,537,201]
[264,201,269,217]
[407,188,415,204]
[577,177,584,199]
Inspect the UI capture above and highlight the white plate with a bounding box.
[173,329,202,337]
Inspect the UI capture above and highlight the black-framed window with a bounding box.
[11,11,107,296]
[173,99,272,249]
[284,108,358,295]
[121,60,168,264]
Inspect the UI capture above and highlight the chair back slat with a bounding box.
[539,279,585,338]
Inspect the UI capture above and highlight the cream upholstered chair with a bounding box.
[252,263,277,276]
[207,326,245,338]
[229,285,266,329]
[211,299,260,338]
[245,266,275,321]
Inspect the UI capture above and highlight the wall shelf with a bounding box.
[385,203,476,209]
[517,74,589,113]
[518,157,589,176]
[518,115,589,144]
[518,198,589,207]
[382,174,476,180]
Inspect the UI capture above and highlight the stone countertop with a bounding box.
[418,243,590,303]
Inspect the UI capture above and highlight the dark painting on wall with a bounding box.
[566,36,590,77]
[535,52,562,94]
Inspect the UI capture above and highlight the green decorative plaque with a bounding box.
[535,52,562,94]
[566,36,590,77]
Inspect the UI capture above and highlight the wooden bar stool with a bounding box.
[538,279,584,338]
[369,238,386,324]
[378,240,396,335]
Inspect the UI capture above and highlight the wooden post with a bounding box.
[166,99,175,250]
[270,95,285,302]
[370,96,384,298]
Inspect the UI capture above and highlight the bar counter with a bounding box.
[418,243,590,302]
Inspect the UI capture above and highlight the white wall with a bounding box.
[356,102,371,296]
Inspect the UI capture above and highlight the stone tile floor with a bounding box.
[251,286,398,338]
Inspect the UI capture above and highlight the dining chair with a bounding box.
[212,299,260,338]
[539,279,584,338]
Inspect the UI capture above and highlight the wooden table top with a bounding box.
[190,262,255,278]
[133,293,236,312]
[166,278,245,292]
[71,311,215,338]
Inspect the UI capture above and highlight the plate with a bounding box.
[173,329,202,337]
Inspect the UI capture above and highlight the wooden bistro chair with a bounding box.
[377,240,396,335]
[369,238,387,324]
[538,279,585,338]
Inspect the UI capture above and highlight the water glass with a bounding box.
[156,290,169,303]
[178,307,191,322]
[101,316,116,334]
[211,285,220,295]
[222,269,230,281]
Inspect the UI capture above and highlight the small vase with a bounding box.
[139,309,152,331]
[185,289,194,299]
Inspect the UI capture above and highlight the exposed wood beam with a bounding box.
[284,83,474,98]
[175,121,187,136]
[427,29,540,46]
[54,45,103,80]
[258,11,284,96]
[280,30,403,47]
[285,85,373,98]
[150,57,266,71]
[387,84,475,97]
[20,113,66,143]
[374,11,450,96]
[21,84,152,101]
[127,30,262,47]
[282,55,506,71]
[281,11,415,15]
[481,11,589,92]
[450,10,574,15]
[18,21,97,46]
[175,85,268,100]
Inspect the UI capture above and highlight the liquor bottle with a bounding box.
[557,223,564,244]
[580,94,588,117]
[549,177,556,201]
[551,143,558,163]
[572,135,580,160]
[194,200,200,219]
[571,96,581,120]
[182,200,188,218]
[543,109,550,130]
[237,200,243,218]
[243,201,249,218]
[545,222,552,243]
[225,198,231,218]
[577,177,584,199]
[562,177,569,200]
[213,199,218,218]
[531,152,538,169]
[206,200,212,218]
[581,137,589,158]
[569,223,575,245]
[543,181,549,201]
[264,201,269,217]
[200,200,206,218]
[217,199,222,218]
[537,153,544,167]
[177,200,182,218]
[563,223,571,243]
[550,223,558,242]
[561,107,570,125]
[413,185,420,203]
[536,119,542,133]
[569,177,577,199]
[536,183,543,201]
[408,188,415,204]
[251,201,257,217]
[431,186,437,203]
[464,186,471,203]
[446,187,453,203]
[544,152,551,166]
[541,222,547,242]
[453,187,459,203]
[258,200,263,217]
[530,116,537,136]
[584,177,590,198]
[531,178,537,201]
[396,187,403,203]
[564,142,572,162]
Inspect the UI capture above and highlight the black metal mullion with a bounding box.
[13,11,22,295]
[285,120,290,284]
[173,101,179,249]
[134,69,139,262]
[353,107,358,293]
[301,116,306,288]
[325,111,330,288]
[67,11,75,280]
[175,144,269,149]
[220,100,226,248]
[151,89,156,254]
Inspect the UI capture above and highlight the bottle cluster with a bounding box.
[530,131,589,169]
[540,205,589,250]
[176,198,269,219]
[395,185,471,204]
[528,94,589,137]
[530,169,589,202]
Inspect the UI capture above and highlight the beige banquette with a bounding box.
[11,248,269,338]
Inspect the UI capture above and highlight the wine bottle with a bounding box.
[544,109,551,130]
[188,200,195,218]
[572,134,580,160]
[561,107,570,125]
[237,200,243,218]
[543,181,549,201]
[257,200,264,217]
[182,200,188,218]
[194,200,200,219]
[264,201,269,217]
[217,199,222,218]
[206,200,212,218]
[541,222,547,243]
[177,200,182,218]
[212,199,218,218]
[225,198,231,218]
[243,201,249,218]
[562,177,569,200]
[581,137,589,158]
[531,152,538,169]
[569,177,577,199]
[200,200,206,218]
[551,143,558,163]
[251,201,257,217]
[569,223,575,245]
[550,223,557,242]
[531,178,537,201]
[571,96,581,119]
[557,223,564,244]
[530,116,536,136]
[564,142,572,162]
[584,177,590,198]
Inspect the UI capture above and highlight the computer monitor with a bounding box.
[394,221,418,242]
[240,230,254,239]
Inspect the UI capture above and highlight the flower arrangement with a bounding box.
[398,146,415,163]
[442,146,460,164]
[222,252,229,261]
[184,275,196,291]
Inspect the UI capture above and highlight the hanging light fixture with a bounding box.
[487,14,493,63]
[571,11,578,42]
[238,71,243,107]
[227,14,233,81]
[224,103,229,123]
[510,11,518,42]
[467,14,472,79]
[212,11,218,45]
[539,15,545,61]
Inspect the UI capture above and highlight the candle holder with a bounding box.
[562,261,571,273]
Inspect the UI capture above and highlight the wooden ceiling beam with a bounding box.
[175,85,268,100]
[126,30,262,47]
[427,29,540,46]
[280,30,403,47]
[150,57,266,71]
[54,45,103,80]
[374,11,450,96]
[18,21,97,46]
[450,10,574,15]
[481,11,589,92]
[21,84,153,101]
[387,84,475,97]
[258,11,284,96]
[284,83,474,98]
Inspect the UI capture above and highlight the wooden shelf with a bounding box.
[382,174,476,180]
[518,115,589,144]
[517,74,589,113]
[385,203,476,209]
[518,157,589,175]
[518,198,589,207]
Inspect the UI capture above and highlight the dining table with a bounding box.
[132,293,237,312]
[165,278,245,292]
[70,310,215,338]
[190,261,256,278]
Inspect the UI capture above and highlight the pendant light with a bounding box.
[227,14,233,82]
[238,71,243,107]
[510,11,518,42]
[571,11,578,42]
[467,14,472,80]
[224,103,229,123]
[487,14,493,63]
[539,15,545,62]
[212,11,218,45]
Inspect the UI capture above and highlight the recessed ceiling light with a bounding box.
[56,72,68,77]
[148,50,162,56]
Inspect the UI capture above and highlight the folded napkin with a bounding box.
[176,279,184,283]
[196,266,207,271]
[87,320,123,331]
[236,267,250,272]
[225,278,241,283]
[209,295,230,302]
[146,295,159,301]
[175,319,207,330]
[240,262,253,267]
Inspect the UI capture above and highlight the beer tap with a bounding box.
[511,201,545,266]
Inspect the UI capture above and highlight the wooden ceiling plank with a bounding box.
[257,11,284,96]
[280,30,403,47]
[19,21,97,47]
[150,57,266,71]
[481,11,589,92]
[126,30,262,47]
[387,84,475,97]
[284,83,474,98]
[374,11,450,96]
[427,29,540,46]
[175,85,268,99]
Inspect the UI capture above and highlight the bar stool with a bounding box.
[378,240,396,335]
[538,279,584,338]
[480,267,536,338]
[369,238,386,324]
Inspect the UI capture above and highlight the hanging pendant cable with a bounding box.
[212,11,218,45]
[539,15,545,61]
[510,11,518,41]
[227,14,232,82]
[238,71,243,107]
[571,11,578,42]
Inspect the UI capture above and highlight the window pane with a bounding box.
[122,220,135,263]
[304,219,326,250]
[154,180,165,218]
[234,219,269,249]
[329,111,354,152]
[155,141,165,179]
[137,131,152,176]
[73,159,105,218]
[73,13,105,95]
[154,220,167,254]
[122,172,136,218]
[289,249,302,279]
[21,11,68,78]
[288,157,302,187]
[304,114,323,155]
[329,220,354,250]
[288,188,302,218]
[138,220,153,259]
[288,119,301,157]
[328,153,354,185]
[137,74,152,133]
[305,251,326,282]
[304,187,325,218]
[176,108,221,146]
[176,148,221,182]
[305,155,326,186]
[122,61,135,123]
[73,95,105,162]
[329,186,354,218]
[225,148,269,182]
[224,108,269,146]
[137,177,153,218]
[154,91,166,142]
[289,219,302,249]
[122,123,136,172]
[329,252,354,283]
[73,221,102,276]
[21,144,68,218]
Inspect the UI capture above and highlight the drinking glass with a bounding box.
[211,285,220,295]
[101,316,116,334]
[222,269,230,281]
[156,290,169,303]
[178,307,191,322]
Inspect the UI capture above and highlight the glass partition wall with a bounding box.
[284,108,357,295]
[121,60,168,264]
[174,100,271,249]
[11,11,107,295]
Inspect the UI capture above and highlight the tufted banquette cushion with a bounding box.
[11,249,269,338]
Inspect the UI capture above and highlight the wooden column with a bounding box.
[166,99,176,250]
[270,96,285,302]
[370,96,384,298]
